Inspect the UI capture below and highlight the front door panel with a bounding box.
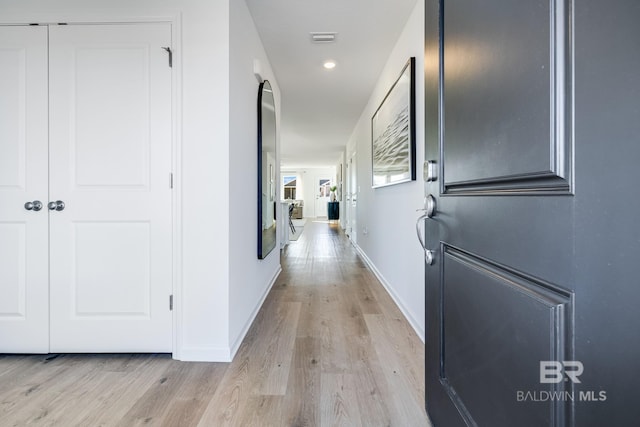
[425,0,640,425]
[0,26,49,353]
[425,0,575,425]
[48,24,172,352]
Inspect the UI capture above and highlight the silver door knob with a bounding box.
[24,200,43,211]
[425,249,435,266]
[48,200,65,211]
[417,195,436,218]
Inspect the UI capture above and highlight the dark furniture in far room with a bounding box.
[328,201,339,220]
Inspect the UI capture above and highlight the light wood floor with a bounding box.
[0,221,431,426]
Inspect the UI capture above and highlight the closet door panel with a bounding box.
[48,23,173,352]
[0,26,49,353]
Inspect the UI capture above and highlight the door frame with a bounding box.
[347,151,357,244]
[0,13,183,358]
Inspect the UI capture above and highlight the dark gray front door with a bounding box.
[423,1,640,426]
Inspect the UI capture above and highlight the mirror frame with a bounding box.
[257,80,277,259]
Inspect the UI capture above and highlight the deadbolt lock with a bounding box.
[424,160,437,182]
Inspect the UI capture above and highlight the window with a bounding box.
[318,179,331,197]
[283,175,297,200]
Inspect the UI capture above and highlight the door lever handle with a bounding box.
[416,213,428,251]
[416,195,437,265]
[416,214,435,266]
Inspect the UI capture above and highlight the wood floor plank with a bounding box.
[320,373,363,427]
[236,395,284,427]
[365,313,427,424]
[160,362,228,427]
[320,308,352,373]
[294,288,324,338]
[35,369,119,426]
[282,337,321,426]
[195,355,251,426]
[338,285,370,337]
[116,360,195,426]
[0,356,102,425]
[0,355,58,399]
[347,334,394,427]
[252,301,301,395]
[71,355,173,426]
[352,271,383,315]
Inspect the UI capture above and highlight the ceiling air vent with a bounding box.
[310,32,337,43]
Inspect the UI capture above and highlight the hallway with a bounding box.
[0,222,429,426]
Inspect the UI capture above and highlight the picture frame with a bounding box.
[371,57,416,188]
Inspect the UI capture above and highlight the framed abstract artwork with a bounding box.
[371,57,416,188]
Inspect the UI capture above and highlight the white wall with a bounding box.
[346,0,426,339]
[228,0,281,358]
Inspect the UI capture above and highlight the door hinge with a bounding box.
[170,173,174,189]
[169,295,173,311]
[162,47,173,68]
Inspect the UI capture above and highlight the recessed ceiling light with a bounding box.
[323,61,336,70]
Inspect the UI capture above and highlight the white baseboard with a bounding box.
[354,244,425,343]
[176,346,232,362]
[229,265,282,360]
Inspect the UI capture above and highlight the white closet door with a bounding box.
[48,24,173,352]
[0,26,49,353]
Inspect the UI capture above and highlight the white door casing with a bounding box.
[315,176,331,218]
[48,23,173,352]
[0,26,49,353]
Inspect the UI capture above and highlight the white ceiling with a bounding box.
[245,0,419,169]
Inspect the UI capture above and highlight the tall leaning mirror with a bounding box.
[258,80,277,259]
